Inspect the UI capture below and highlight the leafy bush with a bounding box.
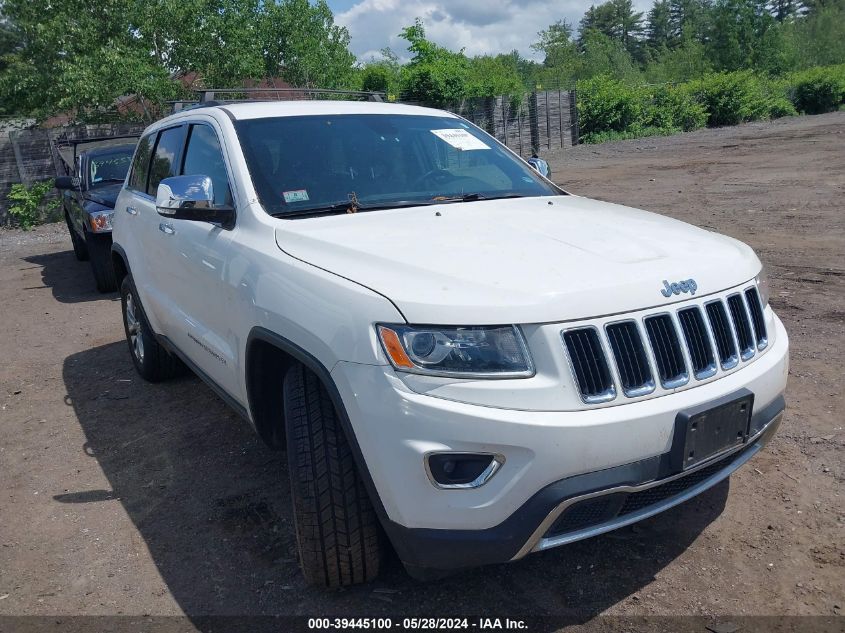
[577,75,643,136]
[7,180,60,230]
[642,84,708,132]
[684,71,774,126]
[789,65,845,114]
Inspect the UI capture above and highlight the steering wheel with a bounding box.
[412,168,453,191]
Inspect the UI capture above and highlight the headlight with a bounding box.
[756,265,770,307]
[377,324,534,378]
[88,210,114,233]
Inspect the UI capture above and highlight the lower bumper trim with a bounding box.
[521,411,782,558]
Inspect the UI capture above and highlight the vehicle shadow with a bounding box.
[22,250,108,303]
[61,341,729,621]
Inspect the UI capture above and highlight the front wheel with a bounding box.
[86,232,117,293]
[120,275,184,382]
[284,363,383,587]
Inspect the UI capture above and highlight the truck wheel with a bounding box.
[120,275,184,382]
[65,212,88,261]
[283,363,382,587]
[86,233,117,293]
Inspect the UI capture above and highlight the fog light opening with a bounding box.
[425,452,504,489]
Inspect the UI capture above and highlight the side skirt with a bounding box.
[155,334,251,422]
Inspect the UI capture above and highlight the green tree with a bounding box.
[579,0,645,59]
[644,37,713,81]
[647,0,674,48]
[466,54,524,97]
[669,0,713,42]
[578,30,641,81]
[261,0,356,89]
[359,48,402,96]
[398,19,471,104]
[532,20,579,70]
[0,0,179,119]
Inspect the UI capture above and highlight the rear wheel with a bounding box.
[65,211,88,261]
[86,232,117,293]
[283,363,382,587]
[120,275,184,382]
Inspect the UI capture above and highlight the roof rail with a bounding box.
[168,88,387,115]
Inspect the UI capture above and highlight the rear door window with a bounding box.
[147,126,186,196]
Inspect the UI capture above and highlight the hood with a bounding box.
[274,196,761,324]
[84,182,122,209]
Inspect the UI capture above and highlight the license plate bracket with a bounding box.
[670,389,754,472]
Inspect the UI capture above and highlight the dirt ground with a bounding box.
[0,112,843,628]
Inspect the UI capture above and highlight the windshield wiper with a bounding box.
[272,193,530,219]
[272,199,441,219]
[431,193,527,203]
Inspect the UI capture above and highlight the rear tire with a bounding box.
[65,211,88,261]
[87,232,117,293]
[120,275,184,382]
[283,363,382,587]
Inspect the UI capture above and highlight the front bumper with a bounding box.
[389,396,783,572]
[331,315,788,572]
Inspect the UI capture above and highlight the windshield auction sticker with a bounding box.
[283,189,310,203]
[431,129,491,151]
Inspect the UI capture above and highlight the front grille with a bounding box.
[605,321,654,396]
[562,328,615,403]
[644,315,688,388]
[727,294,756,360]
[545,450,739,539]
[561,283,769,404]
[745,287,768,349]
[677,307,716,379]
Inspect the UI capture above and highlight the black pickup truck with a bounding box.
[55,139,137,292]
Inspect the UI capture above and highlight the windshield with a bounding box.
[235,114,559,216]
[88,147,134,186]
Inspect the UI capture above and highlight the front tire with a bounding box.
[86,232,117,293]
[284,363,382,587]
[120,275,184,382]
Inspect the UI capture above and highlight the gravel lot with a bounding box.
[0,113,842,629]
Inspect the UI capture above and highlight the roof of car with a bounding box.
[215,100,457,121]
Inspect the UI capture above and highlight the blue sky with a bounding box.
[326,0,653,62]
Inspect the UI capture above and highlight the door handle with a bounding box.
[158,222,175,235]
[125,206,137,215]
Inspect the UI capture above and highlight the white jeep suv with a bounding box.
[111,101,788,587]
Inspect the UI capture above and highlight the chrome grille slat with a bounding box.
[678,307,717,379]
[562,285,770,404]
[727,294,755,360]
[745,287,768,349]
[605,321,654,397]
[562,328,615,403]
[705,300,739,369]
[644,314,688,388]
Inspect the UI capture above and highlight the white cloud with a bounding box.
[336,0,653,62]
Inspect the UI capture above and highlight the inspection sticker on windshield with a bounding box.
[431,129,490,151]
[283,189,309,203]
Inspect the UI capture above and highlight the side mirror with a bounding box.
[156,175,234,227]
[55,176,81,190]
[527,156,551,179]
